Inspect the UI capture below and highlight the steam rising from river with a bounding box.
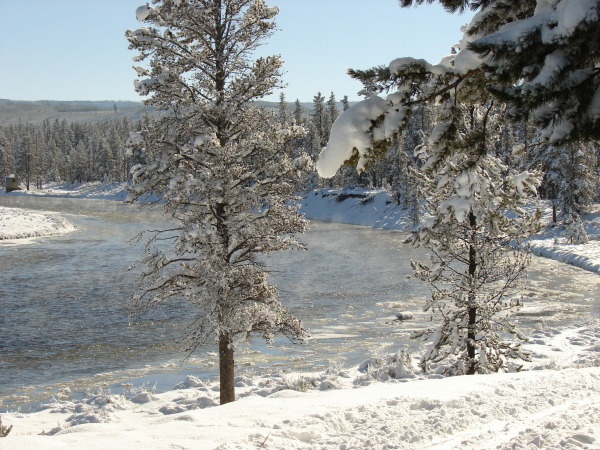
[1,196,598,409]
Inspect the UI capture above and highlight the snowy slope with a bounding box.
[0,206,77,240]
[527,210,600,274]
[300,188,415,230]
[3,327,600,449]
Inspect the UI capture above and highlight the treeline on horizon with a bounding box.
[0,91,596,225]
[0,99,151,117]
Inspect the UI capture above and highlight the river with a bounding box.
[1,196,599,410]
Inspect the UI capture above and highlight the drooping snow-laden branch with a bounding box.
[316,26,484,179]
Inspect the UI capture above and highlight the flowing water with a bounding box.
[1,196,599,410]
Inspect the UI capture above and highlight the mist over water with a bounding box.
[1,196,599,409]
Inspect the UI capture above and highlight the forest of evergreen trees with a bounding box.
[0,115,150,189]
[1,91,597,227]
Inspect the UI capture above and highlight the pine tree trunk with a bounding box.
[467,211,477,375]
[219,331,235,404]
[467,306,477,375]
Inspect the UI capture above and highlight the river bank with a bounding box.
[6,182,600,276]
[0,206,77,240]
[2,183,599,449]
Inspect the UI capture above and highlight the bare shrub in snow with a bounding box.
[564,214,589,245]
[0,416,12,438]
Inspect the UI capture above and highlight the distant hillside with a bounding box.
[0,100,155,125]
[0,99,334,125]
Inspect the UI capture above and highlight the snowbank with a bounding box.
[3,182,129,201]
[299,188,415,230]
[527,210,600,274]
[3,323,600,449]
[0,206,76,240]
[0,182,126,241]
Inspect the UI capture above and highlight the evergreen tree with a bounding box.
[125,0,309,404]
[409,102,541,375]
[559,142,597,219]
[532,139,597,225]
[278,92,292,125]
[389,104,432,223]
[30,128,46,189]
[16,126,34,189]
[107,127,125,182]
[293,99,305,125]
[46,138,61,182]
[401,1,600,146]
[564,213,589,244]
[70,141,87,183]
[294,99,306,125]
[468,0,600,145]
[310,92,327,150]
[326,92,340,129]
[0,127,15,176]
[316,8,542,375]
[341,95,350,111]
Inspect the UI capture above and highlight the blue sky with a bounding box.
[1,1,473,103]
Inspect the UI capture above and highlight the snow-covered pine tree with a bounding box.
[532,140,596,225]
[311,92,327,151]
[70,141,87,184]
[45,138,60,182]
[278,92,292,125]
[564,212,589,244]
[326,92,340,130]
[398,0,600,174]
[468,0,600,145]
[125,0,310,404]
[317,9,542,375]
[408,101,541,375]
[391,104,432,224]
[529,141,562,222]
[550,141,595,244]
[558,142,596,219]
[293,99,306,125]
[341,95,350,111]
[0,127,15,176]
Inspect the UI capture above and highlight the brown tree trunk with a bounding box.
[219,331,235,404]
[467,211,477,375]
[466,306,477,375]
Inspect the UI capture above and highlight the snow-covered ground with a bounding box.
[3,324,600,449]
[2,183,600,449]
[0,206,77,241]
[0,182,126,241]
[2,182,130,201]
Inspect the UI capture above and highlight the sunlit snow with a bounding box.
[316,96,388,178]
[135,5,153,21]
[0,206,76,240]
[2,183,600,448]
